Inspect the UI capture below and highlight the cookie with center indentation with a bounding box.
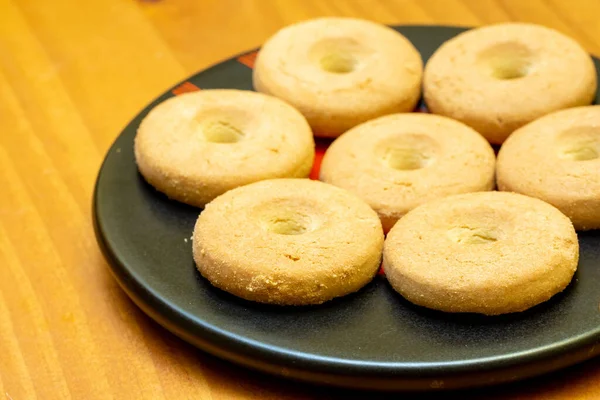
[383,191,579,315]
[134,89,315,207]
[424,23,596,144]
[320,113,496,231]
[193,179,384,305]
[497,105,600,230]
[253,17,423,137]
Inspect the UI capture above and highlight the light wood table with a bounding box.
[1,0,599,398]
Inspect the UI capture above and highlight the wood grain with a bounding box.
[0,0,599,398]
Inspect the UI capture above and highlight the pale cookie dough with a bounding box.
[497,106,600,230]
[424,23,597,144]
[135,89,315,207]
[254,17,423,137]
[383,191,579,315]
[193,179,384,305]
[319,113,496,232]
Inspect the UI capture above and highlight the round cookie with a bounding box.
[193,179,384,305]
[497,106,600,230]
[423,23,597,144]
[135,89,315,207]
[383,191,579,315]
[254,17,423,137]
[319,113,496,232]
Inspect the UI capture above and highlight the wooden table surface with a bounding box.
[1,0,600,398]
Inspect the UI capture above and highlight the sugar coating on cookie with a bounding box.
[193,179,384,305]
[383,191,578,315]
[497,106,600,230]
[134,89,315,207]
[424,23,597,144]
[254,17,423,137]
[319,113,496,231]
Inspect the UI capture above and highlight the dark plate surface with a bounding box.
[93,26,600,391]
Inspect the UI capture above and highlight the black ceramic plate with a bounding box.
[93,26,600,391]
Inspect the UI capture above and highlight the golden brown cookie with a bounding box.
[424,23,596,144]
[254,17,423,137]
[497,106,600,230]
[383,191,578,315]
[319,113,496,231]
[134,89,314,207]
[193,179,384,305]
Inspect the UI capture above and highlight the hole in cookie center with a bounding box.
[268,216,309,235]
[319,52,357,74]
[384,148,431,170]
[447,226,498,244]
[309,37,369,74]
[255,200,322,236]
[556,126,600,161]
[376,134,439,170]
[201,120,245,143]
[477,42,533,80]
[263,210,313,235]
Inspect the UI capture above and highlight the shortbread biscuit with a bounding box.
[135,90,315,207]
[193,179,384,305]
[383,191,578,315]
[424,23,596,144]
[254,17,423,137]
[320,113,495,231]
[497,106,600,230]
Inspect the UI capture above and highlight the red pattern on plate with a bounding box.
[172,82,201,96]
[308,138,333,180]
[237,50,259,69]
